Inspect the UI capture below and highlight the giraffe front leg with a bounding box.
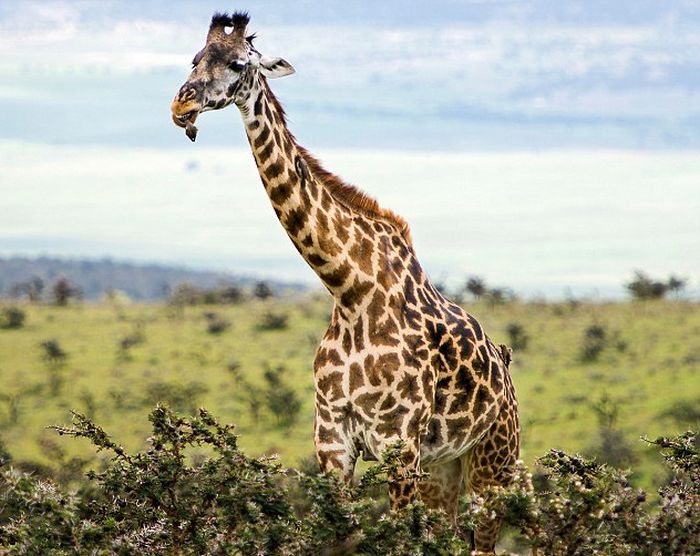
[314,408,358,482]
[419,458,463,523]
[315,443,357,483]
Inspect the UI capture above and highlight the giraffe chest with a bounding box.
[313,330,432,452]
[313,302,510,465]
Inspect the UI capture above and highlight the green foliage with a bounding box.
[51,276,82,306]
[485,287,517,305]
[204,311,231,335]
[0,439,10,466]
[117,324,146,361]
[40,339,68,367]
[587,425,638,469]
[169,283,200,306]
[216,284,244,304]
[659,399,700,427]
[0,297,696,496]
[143,381,209,415]
[253,281,274,300]
[169,283,245,308]
[2,407,299,554]
[625,270,687,300]
[464,276,487,299]
[0,306,26,329]
[9,276,44,302]
[0,408,697,555]
[258,311,289,331]
[461,276,517,305]
[239,380,265,425]
[0,385,42,427]
[578,324,627,363]
[225,358,241,376]
[40,339,69,397]
[506,322,529,351]
[464,433,699,555]
[262,365,302,427]
[0,467,83,552]
[579,324,607,362]
[0,408,467,555]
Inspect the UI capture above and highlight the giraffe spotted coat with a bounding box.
[171,11,520,554]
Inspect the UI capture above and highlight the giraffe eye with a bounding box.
[229,61,246,72]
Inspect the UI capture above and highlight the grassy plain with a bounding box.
[0,295,698,490]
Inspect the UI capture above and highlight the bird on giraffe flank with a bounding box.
[171,11,520,554]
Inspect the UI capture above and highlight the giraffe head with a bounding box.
[171,11,294,141]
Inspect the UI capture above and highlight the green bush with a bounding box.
[169,283,245,307]
[263,365,302,427]
[579,395,638,470]
[51,276,82,306]
[253,281,274,300]
[40,339,68,397]
[40,339,68,367]
[0,306,26,329]
[506,322,529,351]
[117,324,146,360]
[225,358,241,375]
[500,433,700,555]
[0,408,467,555]
[659,399,700,427]
[464,276,487,299]
[579,324,627,363]
[204,311,231,335]
[217,284,244,304]
[258,311,289,331]
[625,270,687,300]
[579,324,607,362]
[143,381,209,414]
[0,407,697,555]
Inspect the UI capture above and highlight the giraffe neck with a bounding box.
[238,75,415,314]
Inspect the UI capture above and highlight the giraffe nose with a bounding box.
[178,84,198,102]
[171,83,203,127]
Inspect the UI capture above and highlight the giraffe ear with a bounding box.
[259,56,295,78]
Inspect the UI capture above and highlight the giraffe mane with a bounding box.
[297,147,413,245]
[261,80,413,246]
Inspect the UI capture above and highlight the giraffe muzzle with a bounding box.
[171,96,201,142]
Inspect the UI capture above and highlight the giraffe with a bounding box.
[171,12,520,554]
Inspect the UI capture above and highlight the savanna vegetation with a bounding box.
[0,272,698,554]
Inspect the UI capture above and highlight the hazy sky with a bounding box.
[1,1,699,297]
[2,0,699,150]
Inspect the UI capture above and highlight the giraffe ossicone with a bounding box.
[171,11,520,554]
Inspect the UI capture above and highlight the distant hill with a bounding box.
[0,256,305,301]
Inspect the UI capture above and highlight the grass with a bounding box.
[0,295,698,491]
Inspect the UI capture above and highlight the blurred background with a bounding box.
[1,0,698,298]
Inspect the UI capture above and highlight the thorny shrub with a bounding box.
[0,407,697,555]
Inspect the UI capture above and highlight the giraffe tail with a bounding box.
[498,344,513,368]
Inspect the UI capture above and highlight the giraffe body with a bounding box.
[171,12,520,553]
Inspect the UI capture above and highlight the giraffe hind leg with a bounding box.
[418,458,463,524]
[462,403,520,555]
